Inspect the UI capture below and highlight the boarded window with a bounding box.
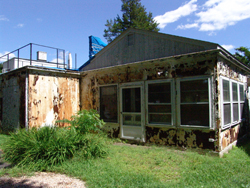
[100,85,117,122]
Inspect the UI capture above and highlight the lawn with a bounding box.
[1,133,250,188]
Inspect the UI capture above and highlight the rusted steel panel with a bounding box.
[220,124,240,150]
[102,123,120,138]
[146,127,215,149]
[29,74,80,128]
[0,71,26,130]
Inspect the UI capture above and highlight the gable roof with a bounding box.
[80,28,249,74]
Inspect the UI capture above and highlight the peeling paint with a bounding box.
[28,73,80,128]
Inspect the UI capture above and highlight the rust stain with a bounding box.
[28,74,80,128]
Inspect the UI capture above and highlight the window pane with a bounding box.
[181,104,209,126]
[148,83,171,103]
[149,114,171,124]
[148,105,171,113]
[181,79,208,103]
[223,104,231,125]
[223,80,230,102]
[123,114,141,126]
[240,85,244,101]
[240,103,244,119]
[233,103,239,122]
[232,82,238,101]
[100,86,117,122]
[122,88,141,112]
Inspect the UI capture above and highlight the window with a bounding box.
[177,77,211,127]
[147,80,174,126]
[100,85,118,122]
[221,77,245,129]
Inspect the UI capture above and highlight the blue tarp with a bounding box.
[89,36,107,59]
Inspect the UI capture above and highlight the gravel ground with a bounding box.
[0,172,86,188]
[0,149,86,188]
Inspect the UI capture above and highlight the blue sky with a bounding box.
[0,0,250,68]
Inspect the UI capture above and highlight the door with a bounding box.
[120,82,145,141]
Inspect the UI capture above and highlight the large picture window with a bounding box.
[221,77,245,129]
[100,85,118,123]
[177,77,211,127]
[147,80,174,126]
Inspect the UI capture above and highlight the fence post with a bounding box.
[17,49,20,68]
[30,43,32,66]
[57,49,59,68]
[63,50,65,69]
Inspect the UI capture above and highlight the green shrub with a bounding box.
[2,126,85,170]
[57,109,105,134]
[2,110,109,170]
[78,133,110,159]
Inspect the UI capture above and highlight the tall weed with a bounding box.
[57,109,105,134]
[78,133,110,159]
[2,126,85,170]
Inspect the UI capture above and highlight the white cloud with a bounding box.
[154,0,198,29]
[177,23,199,30]
[0,52,15,63]
[37,18,42,22]
[221,44,234,52]
[196,0,250,31]
[0,15,9,21]
[16,23,24,28]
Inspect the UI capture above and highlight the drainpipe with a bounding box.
[25,70,29,130]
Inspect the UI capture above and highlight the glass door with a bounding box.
[120,82,145,141]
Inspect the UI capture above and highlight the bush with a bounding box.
[2,126,85,170]
[79,133,110,159]
[57,109,105,134]
[2,110,109,170]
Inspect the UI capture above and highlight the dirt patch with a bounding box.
[0,172,86,188]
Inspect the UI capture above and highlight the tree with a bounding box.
[234,47,250,66]
[104,0,159,43]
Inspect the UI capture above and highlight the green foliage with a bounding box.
[234,46,250,66]
[1,132,250,187]
[77,133,110,159]
[104,0,159,43]
[2,126,84,170]
[1,110,108,171]
[57,109,105,134]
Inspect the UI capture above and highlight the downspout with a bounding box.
[25,70,29,130]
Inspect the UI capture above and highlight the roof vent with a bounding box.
[37,51,47,61]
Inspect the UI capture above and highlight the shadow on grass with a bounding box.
[0,178,43,188]
[237,133,250,156]
[0,150,14,169]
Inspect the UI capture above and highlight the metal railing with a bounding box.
[0,43,78,72]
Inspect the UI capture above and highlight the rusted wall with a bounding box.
[80,51,219,150]
[0,70,26,130]
[217,57,249,151]
[28,72,80,128]
[146,127,215,149]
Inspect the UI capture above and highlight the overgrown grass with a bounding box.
[1,127,110,171]
[0,110,109,171]
[1,133,250,187]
